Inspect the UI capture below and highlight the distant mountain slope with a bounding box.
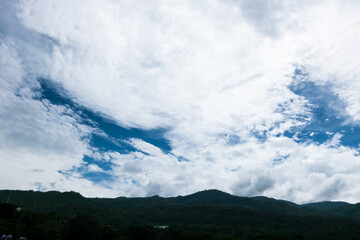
[303,201,360,220]
[304,201,351,211]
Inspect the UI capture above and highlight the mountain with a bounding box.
[304,201,350,211]
[0,189,305,216]
[303,201,360,220]
[1,189,360,239]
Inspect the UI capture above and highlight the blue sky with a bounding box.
[1,0,360,203]
[38,78,172,183]
[286,68,360,148]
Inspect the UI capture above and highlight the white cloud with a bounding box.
[1,0,360,203]
[0,39,101,195]
[16,0,301,130]
[213,135,360,203]
[86,164,106,173]
[128,138,165,157]
[292,1,360,122]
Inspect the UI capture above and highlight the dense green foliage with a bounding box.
[1,190,360,239]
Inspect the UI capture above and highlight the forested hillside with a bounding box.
[1,190,360,240]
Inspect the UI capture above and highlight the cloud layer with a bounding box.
[1,0,360,203]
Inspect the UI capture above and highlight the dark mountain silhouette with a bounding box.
[1,189,360,239]
[304,201,351,212]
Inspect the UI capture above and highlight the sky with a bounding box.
[1,0,360,204]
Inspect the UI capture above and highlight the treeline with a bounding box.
[2,190,360,239]
[1,203,360,240]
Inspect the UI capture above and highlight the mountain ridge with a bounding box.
[2,189,360,239]
[1,188,359,218]
[0,188,357,209]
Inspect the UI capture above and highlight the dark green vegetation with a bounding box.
[1,190,360,239]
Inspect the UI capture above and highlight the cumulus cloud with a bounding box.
[1,0,360,203]
[298,1,360,123]
[0,39,96,194]
[16,0,301,130]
